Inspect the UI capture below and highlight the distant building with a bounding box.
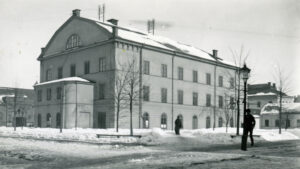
[294,95,300,103]
[260,103,300,129]
[34,9,240,130]
[0,87,34,127]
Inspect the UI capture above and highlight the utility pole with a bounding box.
[98,4,106,22]
[13,88,17,131]
[147,19,155,35]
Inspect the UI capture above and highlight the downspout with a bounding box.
[139,44,144,128]
[213,50,217,130]
[75,81,78,130]
[171,52,175,130]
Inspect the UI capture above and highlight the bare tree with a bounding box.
[224,93,235,133]
[273,64,292,134]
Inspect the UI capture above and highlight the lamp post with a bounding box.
[240,64,251,151]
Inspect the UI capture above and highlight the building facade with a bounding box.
[0,87,35,127]
[35,9,240,130]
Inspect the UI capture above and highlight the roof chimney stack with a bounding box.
[41,47,45,54]
[107,19,119,37]
[72,9,81,17]
[212,49,218,59]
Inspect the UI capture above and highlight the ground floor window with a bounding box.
[286,119,290,128]
[161,113,167,129]
[192,115,198,129]
[38,114,42,127]
[56,113,61,128]
[218,117,223,127]
[206,116,210,128]
[297,119,300,127]
[275,119,279,127]
[265,119,269,127]
[46,113,51,127]
[143,112,149,128]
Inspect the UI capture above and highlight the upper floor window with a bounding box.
[230,77,234,89]
[144,60,150,75]
[193,92,198,106]
[57,67,63,79]
[84,61,90,74]
[178,90,183,104]
[206,94,211,107]
[56,87,62,100]
[143,86,150,101]
[193,70,198,83]
[161,88,167,103]
[257,101,261,108]
[178,67,183,80]
[218,95,223,108]
[46,69,52,81]
[70,64,76,77]
[99,83,105,99]
[161,64,167,77]
[99,57,106,72]
[218,76,223,87]
[206,73,211,85]
[38,90,42,102]
[46,88,52,101]
[66,34,81,49]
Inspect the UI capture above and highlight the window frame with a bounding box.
[178,67,183,80]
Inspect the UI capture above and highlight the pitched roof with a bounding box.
[34,77,91,87]
[83,17,235,67]
[261,103,300,115]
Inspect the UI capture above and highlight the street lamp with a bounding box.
[240,64,251,151]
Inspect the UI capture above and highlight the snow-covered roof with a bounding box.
[261,103,300,115]
[85,17,235,67]
[248,92,277,97]
[34,77,91,87]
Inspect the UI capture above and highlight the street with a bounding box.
[0,136,299,169]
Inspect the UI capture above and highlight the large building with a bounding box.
[34,9,240,130]
[0,87,35,127]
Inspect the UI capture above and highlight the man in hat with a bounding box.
[244,109,256,146]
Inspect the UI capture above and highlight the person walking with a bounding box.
[175,116,182,135]
[244,109,256,146]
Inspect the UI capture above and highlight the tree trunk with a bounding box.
[279,92,282,134]
[130,97,133,136]
[116,103,120,132]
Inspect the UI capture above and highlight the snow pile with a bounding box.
[255,129,299,141]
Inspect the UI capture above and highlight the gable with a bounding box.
[42,17,112,57]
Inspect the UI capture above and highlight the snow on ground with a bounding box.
[0,127,299,146]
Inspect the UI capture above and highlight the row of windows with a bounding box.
[142,112,234,129]
[37,87,62,102]
[143,60,235,88]
[143,85,235,107]
[264,119,300,127]
[45,57,106,81]
[37,113,61,128]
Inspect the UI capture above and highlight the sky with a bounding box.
[0,0,299,95]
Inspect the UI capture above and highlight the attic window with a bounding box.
[66,34,81,49]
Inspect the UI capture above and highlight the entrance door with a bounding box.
[78,112,90,128]
[192,115,198,129]
[98,112,106,129]
[38,114,42,127]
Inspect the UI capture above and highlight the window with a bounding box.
[230,77,234,89]
[99,84,105,99]
[265,120,269,127]
[218,96,223,108]
[206,94,211,107]
[257,101,261,108]
[46,113,51,127]
[218,76,223,87]
[70,64,76,77]
[56,87,62,100]
[193,92,198,106]
[192,115,198,129]
[56,113,61,128]
[286,119,290,128]
[206,116,211,128]
[193,70,198,82]
[161,88,167,103]
[38,90,42,102]
[178,90,183,104]
[37,114,42,127]
[218,117,223,127]
[143,60,150,75]
[84,61,90,74]
[57,67,63,79]
[99,57,106,72]
[142,112,149,128]
[161,64,167,77]
[206,73,211,85]
[66,34,81,49]
[178,67,183,80]
[143,86,150,101]
[275,119,279,127]
[230,97,235,109]
[46,88,52,100]
[297,119,300,127]
[46,69,52,81]
[161,113,167,129]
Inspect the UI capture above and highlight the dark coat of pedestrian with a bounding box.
[244,109,256,146]
[175,116,182,135]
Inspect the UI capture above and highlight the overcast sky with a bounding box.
[0,0,299,95]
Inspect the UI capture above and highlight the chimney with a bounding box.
[107,19,119,37]
[72,9,81,17]
[273,83,276,88]
[41,47,45,54]
[212,49,218,59]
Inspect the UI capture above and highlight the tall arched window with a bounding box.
[206,116,211,128]
[161,113,167,129]
[192,115,198,129]
[56,113,61,128]
[66,34,81,49]
[230,117,234,127]
[218,117,223,127]
[46,113,51,127]
[142,112,149,128]
[37,114,42,127]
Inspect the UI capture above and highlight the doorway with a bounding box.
[98,112,106,129]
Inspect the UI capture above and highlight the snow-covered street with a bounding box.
[0,127,300,168]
